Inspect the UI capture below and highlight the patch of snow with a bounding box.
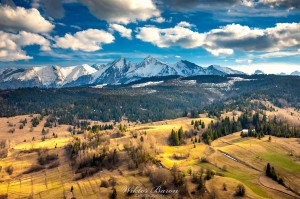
[182,80,197,85]
[132,81,164,88]
[91,84,108,88]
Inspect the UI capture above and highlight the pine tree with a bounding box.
[201,122,205,129]
[111,187,117,199]
[266,163,271,177]
[178,127,184,142]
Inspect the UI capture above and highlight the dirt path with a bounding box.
[258,175,300,199]
[218,149,261,172]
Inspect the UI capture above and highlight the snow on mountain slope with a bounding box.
[17,66,60,86]
[0,56,248,89]
[291,71,300,76]
[63,64,97,84]
[0,64,97,87]
[173,60,205,76]
[254,70,265,75]
[94,57,136,84]
[205,65,245,75]
[1,68,26,81]
[131,81,164,88]
[128,56,177,78]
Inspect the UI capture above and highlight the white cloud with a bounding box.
[109,24,132,40]
[136,22,203,48]
[235,59,253,63]
[81,0,160,24]
[54,29,115,52]
[200,23,300,56]
[259,51,300,58]
[175,55,181,58]
[70,25,81,30]
[0,5,54,33]
[0,31,51,61]
[151,17,166,23]
[136,22,300,57]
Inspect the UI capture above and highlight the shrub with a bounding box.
[150,168,172,187]
[235,184,246,196]
[0,149,8,159]
[38,150,58,165]
[23,165,45,174]
[0,194,8,199]
[111,187,117,199]
[100,180,110,188]
[5,165,13,175]
[200,156,208,163]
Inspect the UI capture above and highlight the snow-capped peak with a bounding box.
[254,70,265,75]
[0,56,247,89]
[173,60,205,76]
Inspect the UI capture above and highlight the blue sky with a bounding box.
[0,0,300,74]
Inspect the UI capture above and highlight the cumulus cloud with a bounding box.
[54,29,115,52]
[136,22,300,56]
[259,51,300,58]
[0,31,51,61]
[81,0,160,24]
[200,23,300,55]
[136,22,203,48]
[0,5,54,33]
[109,24,132,39]
[151,17,166,23]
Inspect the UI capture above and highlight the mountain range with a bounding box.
[0,56,295,90]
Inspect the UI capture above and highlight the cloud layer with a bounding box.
[109,24,132,39]
[54,29,115,52]
[136,22,202,48]
[136,22,300,56]
[201,23,300,55]
[81,0,160,24]
[0,31,50,61]
[0,5,54,33]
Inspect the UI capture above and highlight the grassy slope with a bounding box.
[0,115,299,199]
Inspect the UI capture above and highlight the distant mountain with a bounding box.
[0,56,246,89]
[278,72,287,76]
[291,71,300,76]
[127,56,177,78]
[0,64,96,89]
[205,65,245,75]
[173,60,206,76]
[254,70,265,75]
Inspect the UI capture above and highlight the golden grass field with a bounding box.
[0,109,299,199]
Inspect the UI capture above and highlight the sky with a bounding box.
[0,0,300,74]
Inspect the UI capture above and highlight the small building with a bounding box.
[242,129,249,134]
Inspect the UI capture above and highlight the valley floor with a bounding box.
[0,114,299,199]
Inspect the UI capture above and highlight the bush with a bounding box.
[0,149,8,159]
[0,194,8,199]
[5,165,13,175]
[111,187,117,199]
[100,180,110,188]
[200,156,208,163]
[38,150,58,165]
[150,168,172,187]
[235,184,246,196]
[23,165,45,174]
